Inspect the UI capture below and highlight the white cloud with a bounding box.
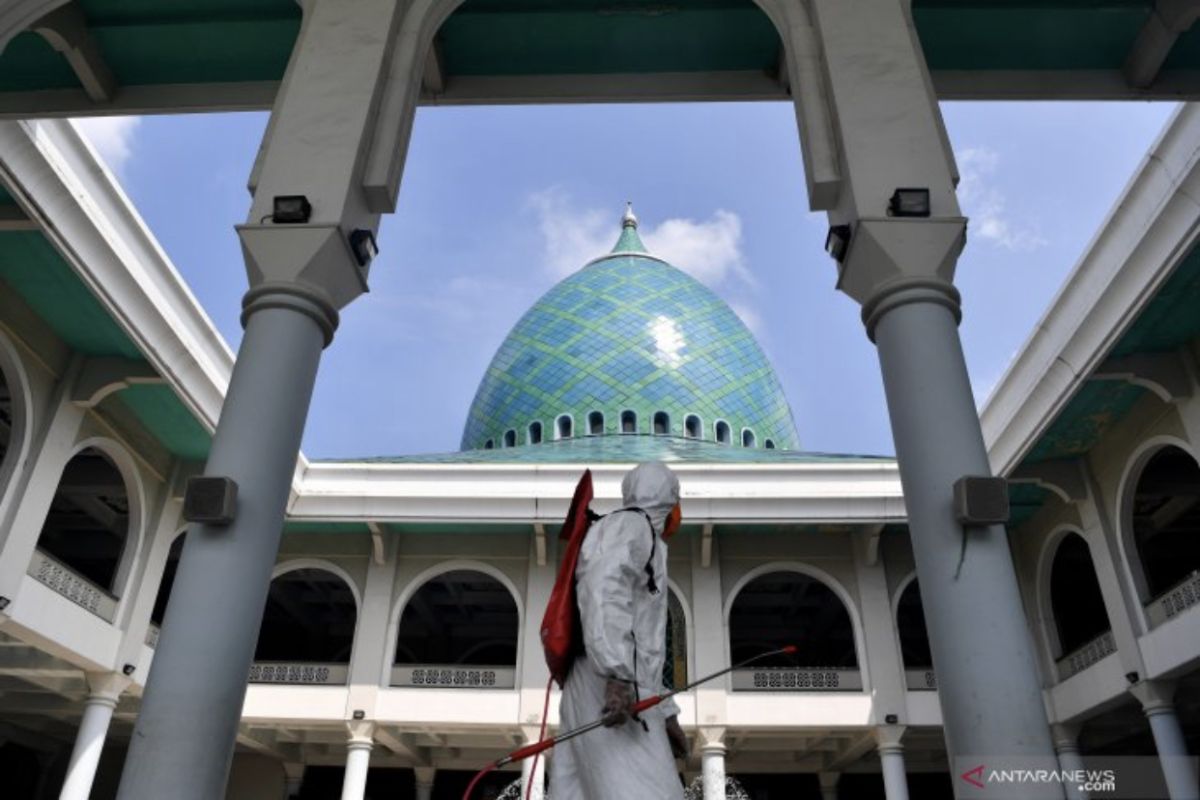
[956,146,1047,252]
[528,188,751,286]
[729,301,765,337]
[72,116,142,176]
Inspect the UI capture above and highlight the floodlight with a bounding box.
[888,188,931,218]
[825,224,852,263]
[349,228,379,267]
[272,195,312,224]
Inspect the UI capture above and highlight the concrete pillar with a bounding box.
[1130,681,1199,800]
[113,1,413,798]
[817,771,839,800]
[59,672,128,800]
[340,723,375,800]
[414,766,435,800]
[875,725,908,800]
[797,0,1058,783]
[1052,724,1088,800]
[520,741,546,800]
[282,763,304,800]
[698,727,726,800]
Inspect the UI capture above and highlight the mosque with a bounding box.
[1,2,1200,800]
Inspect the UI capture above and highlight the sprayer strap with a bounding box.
[613,507,659,595]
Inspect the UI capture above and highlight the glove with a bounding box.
[665,715,688,759]
[601,679,634,727]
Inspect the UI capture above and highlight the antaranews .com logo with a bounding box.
[960,764,1116,794]
[955,755,1194,799]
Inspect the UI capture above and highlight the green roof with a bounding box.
[460,215,799,452]
[337,434,889,464]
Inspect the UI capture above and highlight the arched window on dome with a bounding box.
[484,439,494,450]
[621,410,637,434]
[556,414,573,439]
[504,429,516,448]
[528,421,543,445]
[588,411,604,436]
[653,411,670,435]
[715,420,731,445]
[684,415,701,439]
[765,439,776,450]
[742,429,756,448]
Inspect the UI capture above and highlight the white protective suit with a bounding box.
[550,462,685,800]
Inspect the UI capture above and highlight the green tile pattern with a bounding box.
[340,435,887,465]
[461,225,798,451]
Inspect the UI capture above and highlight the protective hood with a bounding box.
[620,461,680,533]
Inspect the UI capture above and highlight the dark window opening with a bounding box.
[529,421,543,445]
[151,534,186,626]
[896,581,933,669]
[0,365,12,473]
[1051,533,1111,657]
[685,415,701,439]
[765,439,776,450]
[1131,446,1200,598]
[588,411,604,436]
[483,439,494,450]
[653,412,669,435]
[663,591,688,690]
[621,410,637,433]
[504,429,516,448]
[37,447,130,592]
[742,429,756,448]
[729,571,857,668]
[715,421,731,445]
[255,568,357,663]
[556,414,573,439]
[395,570,518,666]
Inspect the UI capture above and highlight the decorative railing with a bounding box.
[390,665,517,689]
[248,662,349,685]
[731,667,863,692]
[1146,570,1200,628]
[1055,630,1116,681]
[145,624,160,648]
[905,669,937,690]
[27,549,117,622]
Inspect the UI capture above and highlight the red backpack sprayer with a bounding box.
[461,470,798,800]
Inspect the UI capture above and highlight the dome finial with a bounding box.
[622,201,638,229]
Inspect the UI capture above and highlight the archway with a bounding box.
[1127,445,1200,603]
[35,446,131,594]
[1049,533,1112,659]
[728,569,859,690]
[393,569,519,689]
[254,567,358,664]
[663,588,688,690]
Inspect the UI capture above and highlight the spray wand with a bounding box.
[462,645,798,800]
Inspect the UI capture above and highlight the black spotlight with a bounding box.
[825,224,852,263]
[1126,671,1140,685]
[122,663,136,676]
[352,709,366,720]
[348,229,379,267]
[272,195,312,224]
[888,188,931,218]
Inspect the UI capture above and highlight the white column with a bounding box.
[1130,681,1199,800]
[818,771,839,800]
[699,727,726,800]
[1051,724,1088,800]
[339,722,375,800]
[520,744,546,800]
[413,766,435,800]
[59,672,129,800]
[875,726,909,800]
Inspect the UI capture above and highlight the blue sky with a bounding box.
[78,100,1177,459]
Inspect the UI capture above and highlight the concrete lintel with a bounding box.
[71,356,164,408]
[31,2,116,103]
[856,522,886,566]
[1124,0,1200,89]
[1009,459,1088,505]
[1091,351,1193,403]
[374,727,427,764]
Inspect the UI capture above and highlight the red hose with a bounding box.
[462,764,496,800]
[524,676,553,800]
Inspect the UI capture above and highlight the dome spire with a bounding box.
[612,201,648,254]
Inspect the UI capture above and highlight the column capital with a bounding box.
[873,724,907,753]
[1129,678,1178,714]
[345,720,376,748]
[413,766,436,784]
[85,671,130,704]
[818,771,841,791]
[697,726,726,753]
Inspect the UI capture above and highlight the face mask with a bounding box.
[662,504,682,540]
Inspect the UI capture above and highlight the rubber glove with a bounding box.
[601,679,634,727]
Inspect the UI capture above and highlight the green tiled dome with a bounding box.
[461,209,799,451]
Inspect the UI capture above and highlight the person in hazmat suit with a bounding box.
[550,461,689,799]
